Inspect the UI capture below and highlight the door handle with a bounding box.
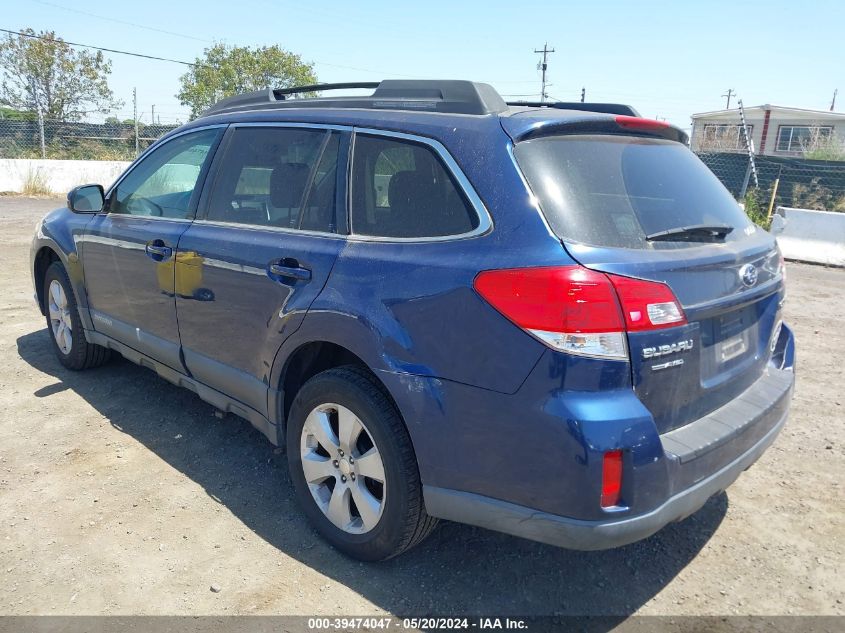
[145,241,172,260]
[269,263,311,281]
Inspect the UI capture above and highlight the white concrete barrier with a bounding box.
[772,206,845,267]
[0,159,131,195]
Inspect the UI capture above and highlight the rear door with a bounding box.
[513,133,785,433]
[82,127,223,370]
[173,124,348,414]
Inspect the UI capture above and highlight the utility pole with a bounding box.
[722,88,734,109]
[534,43,555,103]
[151,104,155,125]
[831,89,838,112]
[133,87,139,156]
[580,87,585,103]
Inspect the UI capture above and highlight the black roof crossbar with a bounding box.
[273,82,380,98]
[507,101,640,117]
[201,80,510,117]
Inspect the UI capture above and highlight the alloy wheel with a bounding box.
[48,279,73,355]
[299,403,387,534]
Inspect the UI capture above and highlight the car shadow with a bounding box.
[17,329,728,619]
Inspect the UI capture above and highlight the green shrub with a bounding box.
[743,188,770,229]
[791,178,845,212]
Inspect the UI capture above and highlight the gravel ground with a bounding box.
[0,196,842,617]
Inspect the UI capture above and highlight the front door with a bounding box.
[174,124,348,413]
[81,127,223,370]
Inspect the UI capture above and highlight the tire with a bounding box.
[286,365,438,561]
[43,261,111,370]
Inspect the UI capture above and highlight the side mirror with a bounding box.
[68,184,105,213]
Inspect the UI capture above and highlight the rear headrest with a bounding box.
[270,163,310,208]
[388,170,436,214]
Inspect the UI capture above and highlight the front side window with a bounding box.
[205,127,340,232]
[110,129,221,219]
[776,125,833,153]
[350,134,479,238]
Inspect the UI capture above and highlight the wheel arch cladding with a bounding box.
[279,341,405,434]
[33,246,61,315]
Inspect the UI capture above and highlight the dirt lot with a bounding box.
[0,196,842,617]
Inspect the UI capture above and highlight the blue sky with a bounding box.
[4,0,843,129]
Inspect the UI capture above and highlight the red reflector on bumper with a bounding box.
[601,450,623,508]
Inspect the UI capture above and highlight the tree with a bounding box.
[0,105,35,120]
[0,28,121,121]
[178,43,317,119]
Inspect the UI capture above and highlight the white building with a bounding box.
[690,105,845,157]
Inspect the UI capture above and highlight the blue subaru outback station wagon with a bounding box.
[30,80,795,560]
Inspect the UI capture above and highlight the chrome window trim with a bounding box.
[191,218,345,240]
[104,215,193,224]
[347,126,493,243]
[102,123,228,221]
[229,121,352,133]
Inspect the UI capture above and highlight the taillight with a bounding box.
[473,266,627,359]
[601,450,623,508]
[610,275,686,331]
[473,265,686,360]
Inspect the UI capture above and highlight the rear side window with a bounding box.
[206,127,340,232]
[513,135,753,249]
[350,134,479,238]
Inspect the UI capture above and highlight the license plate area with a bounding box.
[700,306,759,385]
[720,332,748,362]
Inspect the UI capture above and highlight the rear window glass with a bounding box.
[513,135,753,249]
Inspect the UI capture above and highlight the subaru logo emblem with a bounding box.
[739,263,758,288]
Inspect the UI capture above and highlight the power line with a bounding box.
[30,0,212,43]
[0,27,198,66]
[0,26,420,80]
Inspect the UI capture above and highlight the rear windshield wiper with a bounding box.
[646,224,734,242]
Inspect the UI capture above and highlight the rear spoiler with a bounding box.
[506,101,640,117]
[511,114,689,145]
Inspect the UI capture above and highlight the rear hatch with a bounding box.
[510,129,785,434]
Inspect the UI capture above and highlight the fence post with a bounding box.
[766,166,783,221]
[739,161,753,199]
[133,87,139,157]
[31,77,46,159]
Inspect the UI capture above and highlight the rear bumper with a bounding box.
[424,398,789,550]
[424,323,795,550]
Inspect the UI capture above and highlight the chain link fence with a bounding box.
[3,117,843,214]
[697,151,845,212]
[0,118,178,161]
